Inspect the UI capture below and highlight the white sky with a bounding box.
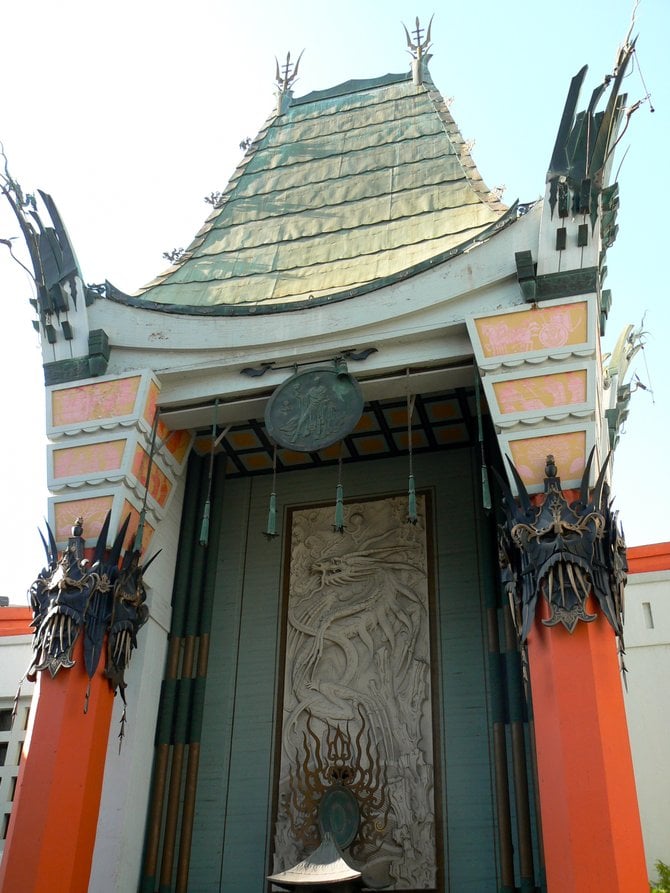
[0,0,668,602]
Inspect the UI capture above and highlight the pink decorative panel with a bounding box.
[52,376,141,427]
[54,496,114,542]
[493,370,587,414]
[475,302,588,358]
[53,440,126,479]
[132,446,171,507]
[509,431,586,488]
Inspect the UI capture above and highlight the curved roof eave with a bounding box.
[103,201,520,318]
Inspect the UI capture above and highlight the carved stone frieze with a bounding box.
[273,495,436,889]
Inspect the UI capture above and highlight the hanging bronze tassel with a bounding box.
[475,370,492,511]
[408,473,417,524]
[134,508,147,554]
[264,444,279,540]
[333,446,345,533]
[199,498,211,547]
[407,386,418,524]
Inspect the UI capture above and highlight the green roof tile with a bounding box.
[136,68,506,310]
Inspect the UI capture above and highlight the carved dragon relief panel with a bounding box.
[273,495,437,889]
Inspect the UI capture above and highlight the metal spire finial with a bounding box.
[403,14,434,61]
[403,15,434,85]
[274,49,304,93]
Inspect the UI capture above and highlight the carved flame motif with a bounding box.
[288,710,389,862]
[497,451,626,642]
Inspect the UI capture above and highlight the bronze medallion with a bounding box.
[265,367,364,452]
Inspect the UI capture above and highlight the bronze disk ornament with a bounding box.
[264,366,364,452]
[318,785,361,849]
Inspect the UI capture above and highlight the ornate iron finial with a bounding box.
[275,49,304,93]
[403,15,434,86]
[403,15,433,61]
[545,454,557,479]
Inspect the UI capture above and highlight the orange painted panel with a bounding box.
[475,302,588,357]
[353,413,376,432]
[132,446,172,507]
[192,435,224,456]
[433,425,467,445]
[0,607,32,636]
[493,370,587,414]
[319,443,357,460]
[52,376,141,427]
[354,435,387,455]
[164,429,191,464]
[53,440,126,479]
[143,381,191,464]
[394,430,428,451]
[241,452,273,471]
[120,499,155,553]
[425,400,459,422]
[509,431,586,488]
[385,408,409,428]
[144,379,169,442]
[227,430,260,450]
[627,542,670,574]
[54,496,114,543]
[280,450,310,466]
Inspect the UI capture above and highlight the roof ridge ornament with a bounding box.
[274,49,304,116]
[403,14,434,85]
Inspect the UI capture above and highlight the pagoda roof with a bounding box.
[130,67,508,314]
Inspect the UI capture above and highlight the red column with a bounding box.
[0,637,114,893]
[528,596,648,892]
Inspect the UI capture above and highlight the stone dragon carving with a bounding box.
[274,495,436,889]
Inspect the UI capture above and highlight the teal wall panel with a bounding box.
[189,449,500,891]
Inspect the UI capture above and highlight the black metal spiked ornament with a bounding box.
[27,514,155,709]
[497,451,626,643]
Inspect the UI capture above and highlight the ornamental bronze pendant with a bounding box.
[265,367,364,452]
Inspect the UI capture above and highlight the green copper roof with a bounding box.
[135,69,507,311]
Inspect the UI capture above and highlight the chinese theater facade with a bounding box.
[0,24,648,893]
